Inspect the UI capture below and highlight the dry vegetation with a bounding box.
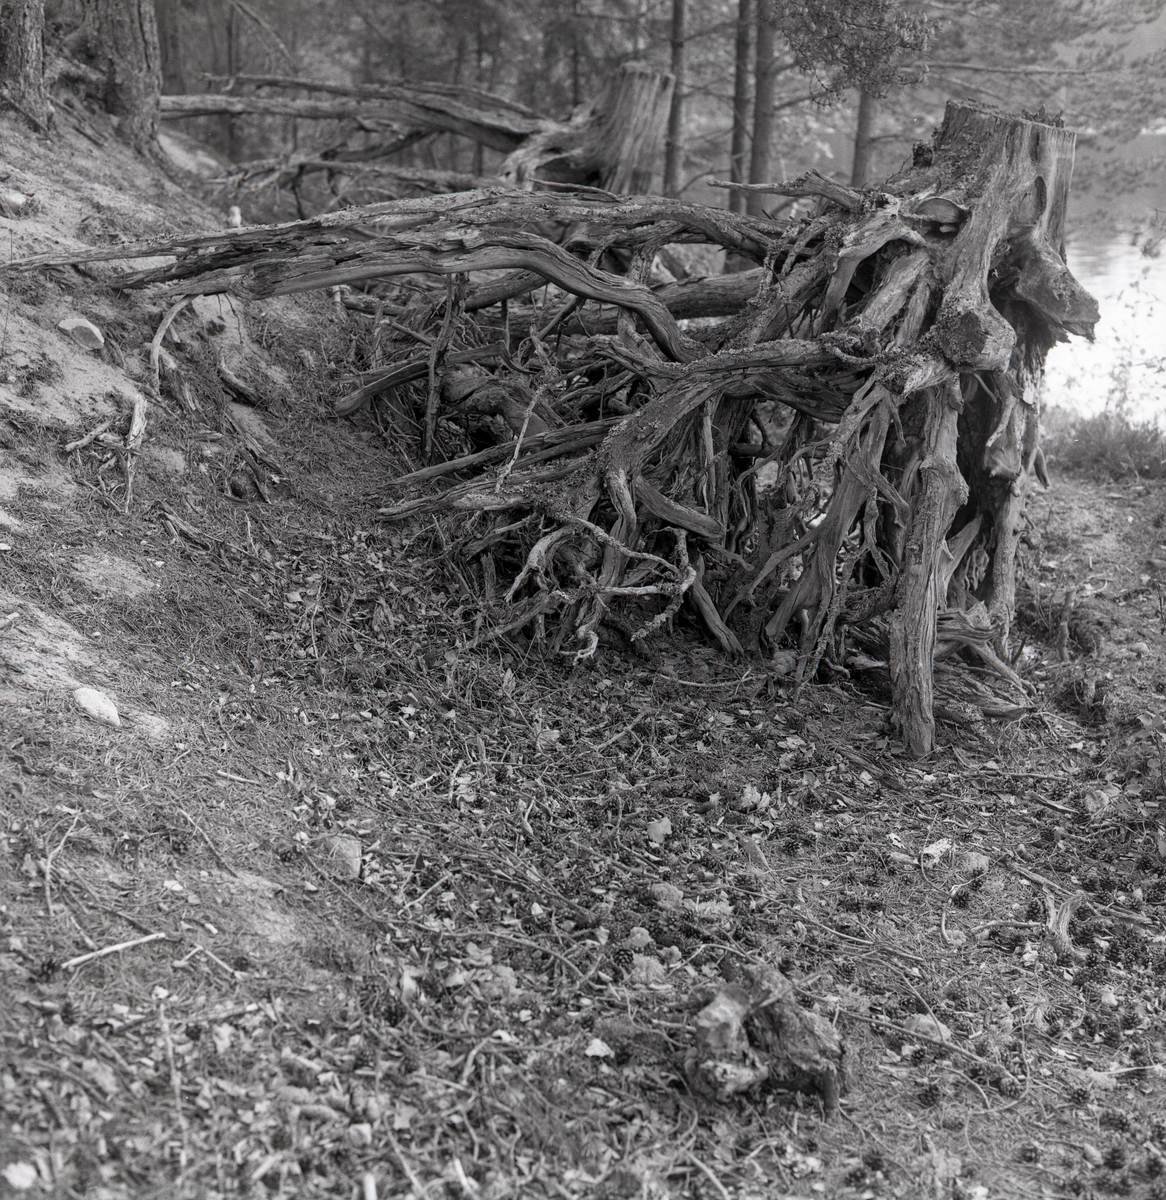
[2,112,1166,1200]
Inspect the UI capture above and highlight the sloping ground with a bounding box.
[2,110,1166,1200]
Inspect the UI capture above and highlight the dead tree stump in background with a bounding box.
[4,101,1098,755]
[502,61,674,193]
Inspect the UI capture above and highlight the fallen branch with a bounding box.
[63,931,170,971]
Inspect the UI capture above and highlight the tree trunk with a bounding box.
[663,0,686,198]
[0,0,48,130]
[850,88,876,187]
[746,0,776,218]
[82,0,161,154]
[728,0,753,217]
[154,0,184,94]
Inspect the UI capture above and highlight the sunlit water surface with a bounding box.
[1044,237,1166,425]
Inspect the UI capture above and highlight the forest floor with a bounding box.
[3,112,1166,1200]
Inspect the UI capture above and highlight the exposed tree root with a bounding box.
[3,101,1097,753]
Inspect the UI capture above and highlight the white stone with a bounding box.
[73,686,120,727]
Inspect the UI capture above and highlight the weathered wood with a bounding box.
[500,62,673,193]
[890,381,968,755]
[4,98,1097,757]
[161,81,547,153]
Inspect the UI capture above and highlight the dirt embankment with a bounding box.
[3,109,1166,1200]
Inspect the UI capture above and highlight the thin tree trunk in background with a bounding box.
[850,88,876,187]
[83,0,162,153]
[0,0,48,129]
[728,0,753,216]
[746,0,776,218]
[154,0,184,93]
[202,0,242,160]
[571,0,581,107]
[662,0,686,197]
[473,16,484,176]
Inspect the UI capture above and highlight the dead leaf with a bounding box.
[81,1058,119,1096]
[392,1103,418,1130]
[535,728,561,752]
[478,964,517,1003]
[2,1162,38,1190]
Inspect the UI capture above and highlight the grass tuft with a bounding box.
[1044,405,1166,480]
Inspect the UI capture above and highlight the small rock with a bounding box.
[316,833,362,880]
[629,955,667,986]
[584,1037,614,1058]
[0,189,29,216]
[648,881,684,909]
[904,1013,952,1043]
[958,851,991,876]
[58,317,105,350]
[73,686,120,727]
[347,1123,373,1148]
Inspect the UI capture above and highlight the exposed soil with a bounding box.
[3,111,1166,1200]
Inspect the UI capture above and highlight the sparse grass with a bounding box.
[1044,406,1166,480]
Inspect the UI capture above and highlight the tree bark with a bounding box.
[728,0,753,216]
[0,0,48,130]
[850,88,876,187]
[663,0,686,198]
[154,0,184,94]
[82,0,161,154]
[746,0,777,218]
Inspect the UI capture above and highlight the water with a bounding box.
[1044,235,1166,426]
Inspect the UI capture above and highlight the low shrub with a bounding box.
[1043,406,1166,480]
